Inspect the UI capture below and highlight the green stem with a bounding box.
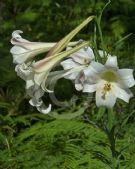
[108,127,116,158]
[107,108,117,157]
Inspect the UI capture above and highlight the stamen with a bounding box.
[104,83,111,91]
[102,83,111,100]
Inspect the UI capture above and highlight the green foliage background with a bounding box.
[0,0,135,168]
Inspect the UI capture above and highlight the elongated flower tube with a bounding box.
[10,30,56,64]
[10,30,78,64]
[61,47,95,91]
[10,16,94,114]
[33,41,89,92]
[14,42,89,114]
[83,56,135,108]
[15,63,51,114]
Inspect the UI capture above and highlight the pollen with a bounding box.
[104,83,111,91]
[102,83,112,100]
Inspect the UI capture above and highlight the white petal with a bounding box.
[64,65,86,81]
[35,88,44,99]
[75,83,83,91]
[84,61,105,78]
[12,30,23,38]
[21,42,55,50]
[61,58,80,70]
[29,98,43,107]
[63,72,79,80]
[10,30,56,64]
[61,59,83,80]
[11,30,30,44]
[115,85,133,103]
[10,44,56,64]
[15,64,33,80]
[37,104,52,114]
[83,84,97,93]
[11,30,56,49]
[118,69,135,87]
[85,47,95,60]
[105,56,118,69]
[96,81,116,108]
[34,72,46,86]
[70,47,94,64]
[11,46,30,64]
[75,71,85,91]
[26,79,34,90]
[41,74,53,93]
[11,46,27,55]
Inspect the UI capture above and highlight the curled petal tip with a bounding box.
[12,30,23,37]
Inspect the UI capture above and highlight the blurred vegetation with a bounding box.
[0,0,135,168]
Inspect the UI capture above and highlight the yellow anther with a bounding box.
[102,83,111,100]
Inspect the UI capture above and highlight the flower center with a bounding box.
[102,83,112,100]
[101,70,118,82]
[104,83,111,91]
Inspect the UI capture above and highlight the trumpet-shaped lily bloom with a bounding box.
[11,35,89,113]
[83,56,135,108]
[15,63,51,114]
[10,30,57,64]
[10,16,94,114]
[61,47,95,91]
[10,30,80,64]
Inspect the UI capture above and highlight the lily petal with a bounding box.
[61,59,80,80]
[83,83,97,93]
[105,56,118,69]
[118,69,135,87]
[10,30,57,64]
[84,61,105,78]
[70,47,94,65]
[61,58,80,70]
[96,90,116,108]
[115,85,133,103]
[96,81,117,108]
[75,71,85,91]
[15,63,33,80]
[37,104,52,114]
[11,30,28,43]
[29,98,43,107]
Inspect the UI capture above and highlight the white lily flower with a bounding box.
[10,30,57,64]
[11,16,94,114]
[32,42,89,91]
[10,30,79,64]
[61,47,95,90]
[83,56,135,108]
[14,41,89,113]
[15,63,51,114]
